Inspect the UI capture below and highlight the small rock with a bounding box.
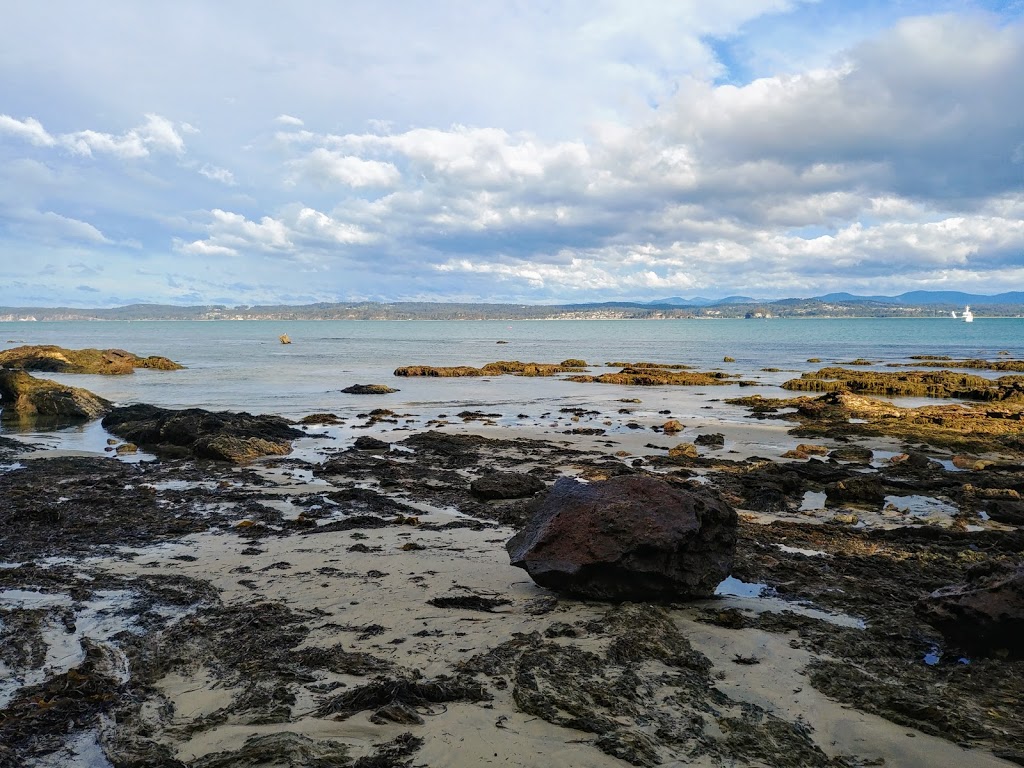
[694,433,725,448]
[342,384,399,394]
[668,443,699,459]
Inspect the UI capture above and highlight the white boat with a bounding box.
[963,305,974,323]
[950,310,957,318]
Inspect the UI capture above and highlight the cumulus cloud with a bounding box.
[290,149,400,188]
[3,6,1023,303]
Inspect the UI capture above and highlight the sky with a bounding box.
[1,0,1023,307]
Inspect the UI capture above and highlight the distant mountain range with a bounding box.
[1,291,1023,322]
[651,291,1024,306]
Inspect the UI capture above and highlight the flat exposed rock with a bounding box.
[828,445,874,464]
[0,344,182,374]
[0,369,111,420]
[470,471,545,500]
[917,564,1024,659]
[507,476,737,601]
[342,384,399,394]
[102,403,304,462]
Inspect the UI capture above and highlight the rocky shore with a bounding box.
[1,358,1022,767]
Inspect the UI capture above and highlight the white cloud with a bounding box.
[199,164,237,185]
[176,239,239,256]
[0,115,56,147]
[1,113,189,159]
[291,149,400,188]
[275,114,305,126]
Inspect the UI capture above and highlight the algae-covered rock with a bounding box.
[102,403,304,463]
[507,476,737,601]
[190,732,349,768]
[828,445,873,464]
[394,360,586,378]
[783,367,1024,401]
[0,369,111,420]
[0,344,182,374]
[569,366,737,386]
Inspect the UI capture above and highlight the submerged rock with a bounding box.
[507,476,737,601]
[0,369,111,420]
[0,344,182,374]
[917,563,1024,659]
[102,403,304,462]
[470,471,546,500]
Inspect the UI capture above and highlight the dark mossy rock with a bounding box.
[985,499,1024,526]
[825,476,886,506]
[470,471,546,500]
[917,563,1024,659]
[694,432,725,448]
[353,435,389,451]
[341,384,399,394]
[102,404,304,463]
[0,369,111,421]
[507,476,737,601]
[0,344,182,374]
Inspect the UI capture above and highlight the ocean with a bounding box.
[2,317,1022,452]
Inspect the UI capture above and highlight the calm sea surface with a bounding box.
[2,318,1021,446]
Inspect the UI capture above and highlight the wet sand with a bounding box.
[1,387,1022,767]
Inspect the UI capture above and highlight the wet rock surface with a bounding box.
[507,476,737,600]
[102,403,306,462]
[0,344,183,374]
[0,369,112,420]
[3,379,1024,767]
[470,471,546,500]
[917,563,1024,659]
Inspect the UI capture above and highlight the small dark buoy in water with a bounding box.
[279,334,291,344]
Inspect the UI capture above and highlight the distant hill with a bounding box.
[650,295,757,306]
[1,291,1023,321]
[817,291,1024,305]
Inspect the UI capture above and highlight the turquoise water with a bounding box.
[2,318,1021,425]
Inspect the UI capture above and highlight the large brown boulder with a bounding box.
[0,369,111,420]
[506,476,737,601]
[0,345,183,374]
[916,563,1024,659]
[102,404,304,463]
